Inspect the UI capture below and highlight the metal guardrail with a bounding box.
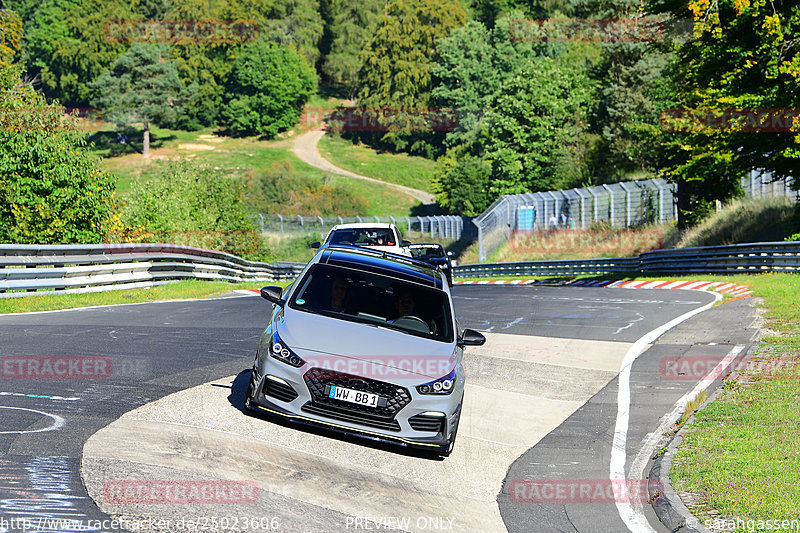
[2,241,798,297]
[453,242,800,278]
[0,243,306,298]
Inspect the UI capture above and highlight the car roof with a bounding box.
[329,223,396,230]
[317,245,444,290]
[407,242,444,249]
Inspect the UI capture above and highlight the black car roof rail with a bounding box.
[319,244,443,288]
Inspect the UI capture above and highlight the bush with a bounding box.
[221,41,316,137]
[244,162,368,216]
[122,161,272,260]
[0,62,117,244]
[432,153,493,216]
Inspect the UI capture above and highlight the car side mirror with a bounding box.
[260,286,285,306]
[459,329,486,347]
[311,242,321,249]
[401,240,411,247]
[447,251,454,257]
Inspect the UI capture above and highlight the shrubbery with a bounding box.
[244,162,368,216]
[0,58,117,244]
[121,161,273,261]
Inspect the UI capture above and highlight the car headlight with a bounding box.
[269,332,304,368]
[417,369,457,395]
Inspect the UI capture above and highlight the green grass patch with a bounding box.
[317,134,435,193]
[88,125,420,217]
[670,272,800,529]
[0,280,289,315]
[669,197,800,248]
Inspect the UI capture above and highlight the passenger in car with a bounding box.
[393,289,415,317]
[325,277,350,313]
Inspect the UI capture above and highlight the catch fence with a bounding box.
[253,215,473,243]
[473,172,796,262]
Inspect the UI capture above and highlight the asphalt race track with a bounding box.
[0,285,759,533]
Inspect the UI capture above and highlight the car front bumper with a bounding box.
[246,362,462,454]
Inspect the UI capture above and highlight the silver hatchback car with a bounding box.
[245,245,485,456]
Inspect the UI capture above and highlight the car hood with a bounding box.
[278,311,456,379]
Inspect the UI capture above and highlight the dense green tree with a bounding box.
[355,0,466,155]
[162,0,322,128]
[569,0,677,181]
[320,0,382,97]
[22,0,135,105]
[220,40,316,137]
[652,0,800,227]
[90,43,195,156]
[358,0,466,110]
[432,151,493,215]
[430,13,532,149]
[470,0,572,26]
[485,57,595,194]
[0,59,117,243]
[258,0,324,67]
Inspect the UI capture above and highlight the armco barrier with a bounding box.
[0,243,305,297]
[2,242,798,296]
[453,241,800,278]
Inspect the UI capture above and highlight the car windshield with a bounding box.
[288,264,453,342]
[327,228,395,247]
[408,245,445,261]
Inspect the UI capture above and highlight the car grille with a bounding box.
[264,377,299,403]
[302,367,411,432]
[408,413,445,433]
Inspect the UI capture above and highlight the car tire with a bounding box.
[245,366,258,411]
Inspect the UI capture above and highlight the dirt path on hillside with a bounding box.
[292,129,435,205]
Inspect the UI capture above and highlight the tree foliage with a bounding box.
[358,0,467,110]
[432,152,493,216]
[90,43,194,156]
[486,57,595,194]
[653,0,800,227]
[0,61,117,243]
[319,0,382,97]
[0,9,22,65]
[22,0,135,105]
[220,40,316,137]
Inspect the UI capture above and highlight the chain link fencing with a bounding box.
[472,172,796,262]
[252,214,475,243]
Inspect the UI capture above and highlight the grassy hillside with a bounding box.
[666,197,800,248]
[458,224,677,264]
[317,134,435,192]
[456,197,799,264]
[85,124,418,217]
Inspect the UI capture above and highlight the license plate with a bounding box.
[328,385,379,408]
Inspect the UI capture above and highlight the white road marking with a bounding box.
[0,392,80,401]
[0,406,66,434]
[613,312,645,335]
[611,290,721,533]
[626,345,747,524]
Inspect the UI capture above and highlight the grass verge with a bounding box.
[0,280,289,315]
[317,134,435,193]
[669,272,800,530]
